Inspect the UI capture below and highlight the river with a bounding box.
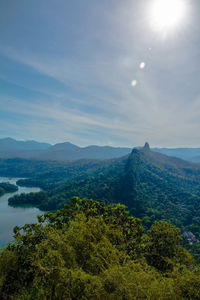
[0,177,42,247]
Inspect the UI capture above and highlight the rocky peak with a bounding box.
[143,142,150,151]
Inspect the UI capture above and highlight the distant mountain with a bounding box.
[49,142,80,152]
[38,142,132,161]
[0,138,51,159]
[40,142,200,162]
[0,137,51,151]
[153,147,200,163]
[193,155,200,162]
[1,137,200,163]
[0,138,132,161]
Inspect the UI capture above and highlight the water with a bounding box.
[0,177,42,247]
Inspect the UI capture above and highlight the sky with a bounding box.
[0,0,200,147]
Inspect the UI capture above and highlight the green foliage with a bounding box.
[145,221,182,271]
[0,198,199,299]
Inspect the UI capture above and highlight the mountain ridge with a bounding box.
[1,137,200,162]
[0,137,132,161]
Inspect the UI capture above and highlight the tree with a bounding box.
[145,221,182,271]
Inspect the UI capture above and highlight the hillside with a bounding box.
[0,157,116,190]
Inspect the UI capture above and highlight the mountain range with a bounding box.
[1,137,200,162]
[153,147,200,163]
[0,138,132,161]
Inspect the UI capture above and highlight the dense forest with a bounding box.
[0,157,116,190]
[0,197,200,299]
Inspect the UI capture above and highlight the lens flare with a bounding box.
[131,80,137,87]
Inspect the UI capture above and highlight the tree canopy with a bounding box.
[0,197,199,299]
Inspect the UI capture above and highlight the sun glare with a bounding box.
[149,0,186,33]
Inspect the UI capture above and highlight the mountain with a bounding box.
[1,137,200,163]
[0,138,132,161]
[193,155,200,162]
[153,147,200,163]
[38,142,132,161]
[0,138,51,159]
[0,137,50,151]
[48,142,80,152]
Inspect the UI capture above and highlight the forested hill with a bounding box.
[9,144,200,236]
[117,144,200,226]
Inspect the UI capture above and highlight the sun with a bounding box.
[149,0,186,33]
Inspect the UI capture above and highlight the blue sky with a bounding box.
[0,0,199,147]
